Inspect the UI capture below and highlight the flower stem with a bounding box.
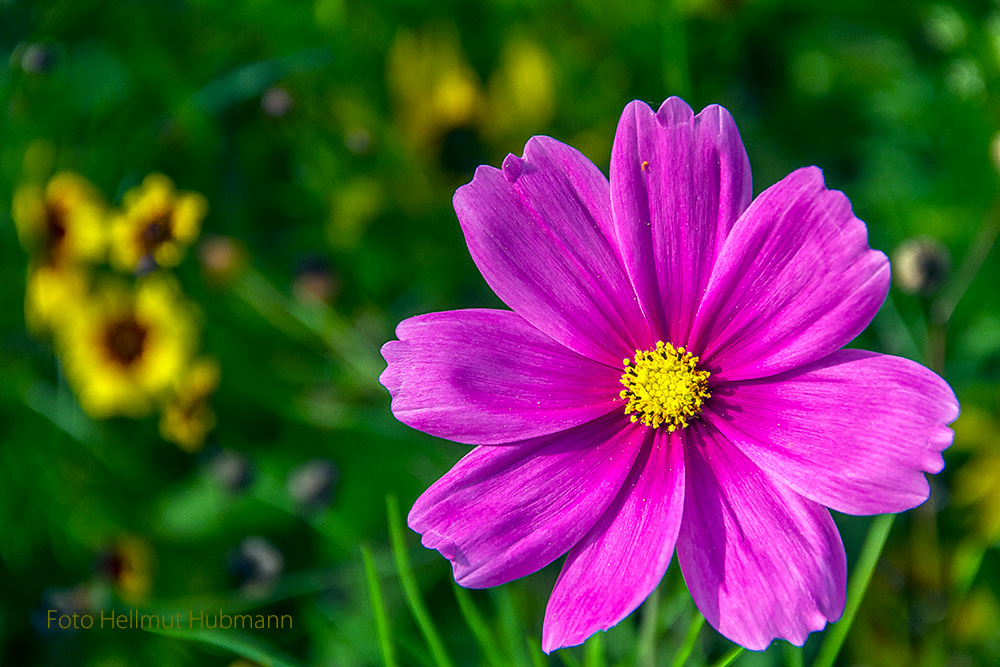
[813,513,896,667]
[669,609,704,667]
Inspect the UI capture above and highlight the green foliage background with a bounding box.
[1,0,999,665]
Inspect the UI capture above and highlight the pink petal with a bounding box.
[408,413,644,588]
[609,98,752,344]
[454,136,650,366]
[678,422,846,650]
[706,349,959,515]
[690,166,890,381]
[541,429,684,652]
[380,309,623,444]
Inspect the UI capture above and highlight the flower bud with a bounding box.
[892,237,951,296]
[209,449,255,493]
[287,458,339,512]
[227,537,283,591]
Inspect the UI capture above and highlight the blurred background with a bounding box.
[1,0,999,665]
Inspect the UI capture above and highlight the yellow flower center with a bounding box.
[619,341,711,431]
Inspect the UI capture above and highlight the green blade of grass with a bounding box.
[145,627,306,667]
[638,585,660,667]
[669,610,704,667]
[710,646,744,667]
[362,543,399,667]
[813,514,895,667]
[453,583,505,667]
[785,643,804,667]
[527,637,548,667]
[386,495,456,667]
[494,585,531,667]
[583,632,606,667]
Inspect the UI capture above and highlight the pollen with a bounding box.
[620,341,711,431]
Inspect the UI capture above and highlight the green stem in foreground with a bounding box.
[711,646,745,667]
[670,610,705,667]
[386,496,456,667]
[637,584,661,667]
[583,632,606,667]
[812,514,896,667]
[361,543,398,667]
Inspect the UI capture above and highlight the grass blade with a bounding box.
[453,583,505,667]
[669,610,704,667]
[386,495,456,667]
[710,646,744,667]
[494,586,532,667]
[638,585,660,667]
[362,543,399,667]
[583,632,605,667]
[146,627,305,667]
[813,514,895,667]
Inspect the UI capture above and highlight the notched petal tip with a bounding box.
[502,153,523,182]
[654,96,695,126]
[377,339,401,392]
[453,163,501,210]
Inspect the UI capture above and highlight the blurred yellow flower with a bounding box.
[160,357,220,452]
[24,263,90,335]
[387,23,485,148]
[485,37,557,141]
[950,587,1000,645]
[950,403,1000,542]
[953,453,1000,542]
[12,172,106,267]
[110,173,207,271]
[326,177,384,249]
[58,276,197,418]
[97,536,155,603]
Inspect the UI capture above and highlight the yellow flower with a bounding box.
[160,357,220,452]
[387,23,485,149]
[58,276,197,418]
[110,173,207,271]
[953,453,1000,542]
[485,38,557,141]
[24,263,90,335]
[97,536,155,603]
[12,172,106,267]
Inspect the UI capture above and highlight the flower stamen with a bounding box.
[620,341,711,431]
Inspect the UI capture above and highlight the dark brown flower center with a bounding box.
[139,212,174,253]
[103,317,149,367]
[44,202,68,261]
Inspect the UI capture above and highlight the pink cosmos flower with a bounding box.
[379,98,960,652]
